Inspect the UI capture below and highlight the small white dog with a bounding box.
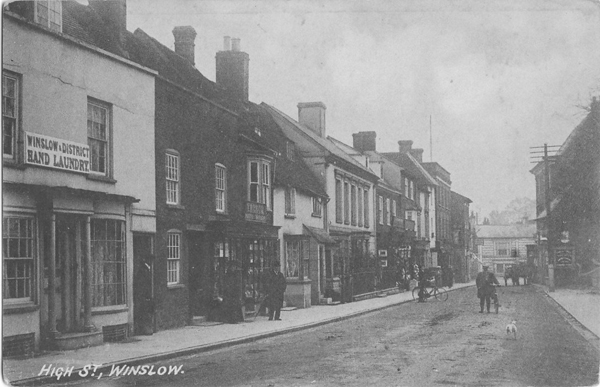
[506,320,517,340]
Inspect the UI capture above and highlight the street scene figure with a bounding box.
[223,260,244,324]
[476,266,500,313]
[265,261,286,321]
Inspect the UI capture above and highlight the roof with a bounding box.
[381,152,438,187]
[475,224,537,239]
[239,104,327,198]
[303,225,337,245]
[451,191,472,204]
[262,103,378,182]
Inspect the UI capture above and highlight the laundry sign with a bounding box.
[25,132,90,174]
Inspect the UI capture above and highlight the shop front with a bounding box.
[3,183,139,353]
[202,221,279,321]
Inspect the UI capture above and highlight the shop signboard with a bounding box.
[24,132,90,174]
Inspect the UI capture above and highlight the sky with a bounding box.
[125,0,600,218]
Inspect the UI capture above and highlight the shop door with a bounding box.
[55,216,85,333]
[189,232,207,317]
[133,234,154,335]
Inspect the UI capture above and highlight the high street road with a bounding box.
[61,286,599,386]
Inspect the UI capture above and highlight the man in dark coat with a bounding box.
[476,265,500,313]
[223,260,244,323]
[265,260,286,321]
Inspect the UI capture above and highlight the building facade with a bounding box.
[475,224,537,276]
[450,191,473,283]
[3,2,156,353]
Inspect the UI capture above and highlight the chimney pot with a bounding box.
[231,38,241,52]
[223,36,231,51]
[173,26,197,65]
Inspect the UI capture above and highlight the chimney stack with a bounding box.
[398,140,413,154]
[173,26,197,65]
[298,102,327,137]
[89,0,127,47]
[410,148,424,162]
[216,36,250,102]
[352,131,377,152]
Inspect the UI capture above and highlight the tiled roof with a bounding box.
[475,224,537,239]
[262,104,378,182]
[240,104,327,199]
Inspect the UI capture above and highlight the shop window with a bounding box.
[3,72,19,160]
[285,238,309,279]
[87,99,111,176]
[91,219,126,306]
[285,187,296,216]
[215,164,226,212]
[248,159,271,209]
[286,141,295,161]
[2,216,35,303]
[312,197,322,217]
[165,151,180,205]
[34,0,62,32]
[167,231,181,285]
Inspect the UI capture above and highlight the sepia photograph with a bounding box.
[2,0,599,386]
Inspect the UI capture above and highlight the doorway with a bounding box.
[188,232,208,317]
[55,216,85,333]
[133,233,154,335]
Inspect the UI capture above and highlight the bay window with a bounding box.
[248,159,271,209]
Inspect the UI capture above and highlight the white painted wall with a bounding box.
[3,17,156,217]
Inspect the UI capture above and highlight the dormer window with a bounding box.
[365,156,370,169]
[35,1,62,32]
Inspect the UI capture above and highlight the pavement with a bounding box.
[3,280,598,385]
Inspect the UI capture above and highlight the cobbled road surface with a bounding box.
[64,286,599,387]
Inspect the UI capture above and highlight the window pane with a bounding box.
[91,219,126,306]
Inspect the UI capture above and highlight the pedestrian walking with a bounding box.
[265,260,286,321]
[223,260,244,323]
[476,265,500,313]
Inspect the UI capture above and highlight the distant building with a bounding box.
[450,191,473,282]
[475,224,537,276]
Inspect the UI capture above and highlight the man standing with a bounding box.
[476,265,500,313]
[223,260,244,323]
[265,260,286,321]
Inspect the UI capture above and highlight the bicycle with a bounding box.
[411,283,448,301]
[491,285,501,314]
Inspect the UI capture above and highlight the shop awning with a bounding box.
[4,182,140,203]
[303,225,337,245]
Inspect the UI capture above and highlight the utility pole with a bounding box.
[543,144,555,292]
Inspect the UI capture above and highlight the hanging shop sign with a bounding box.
[555,247,574,266]
[24,132,90,174]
